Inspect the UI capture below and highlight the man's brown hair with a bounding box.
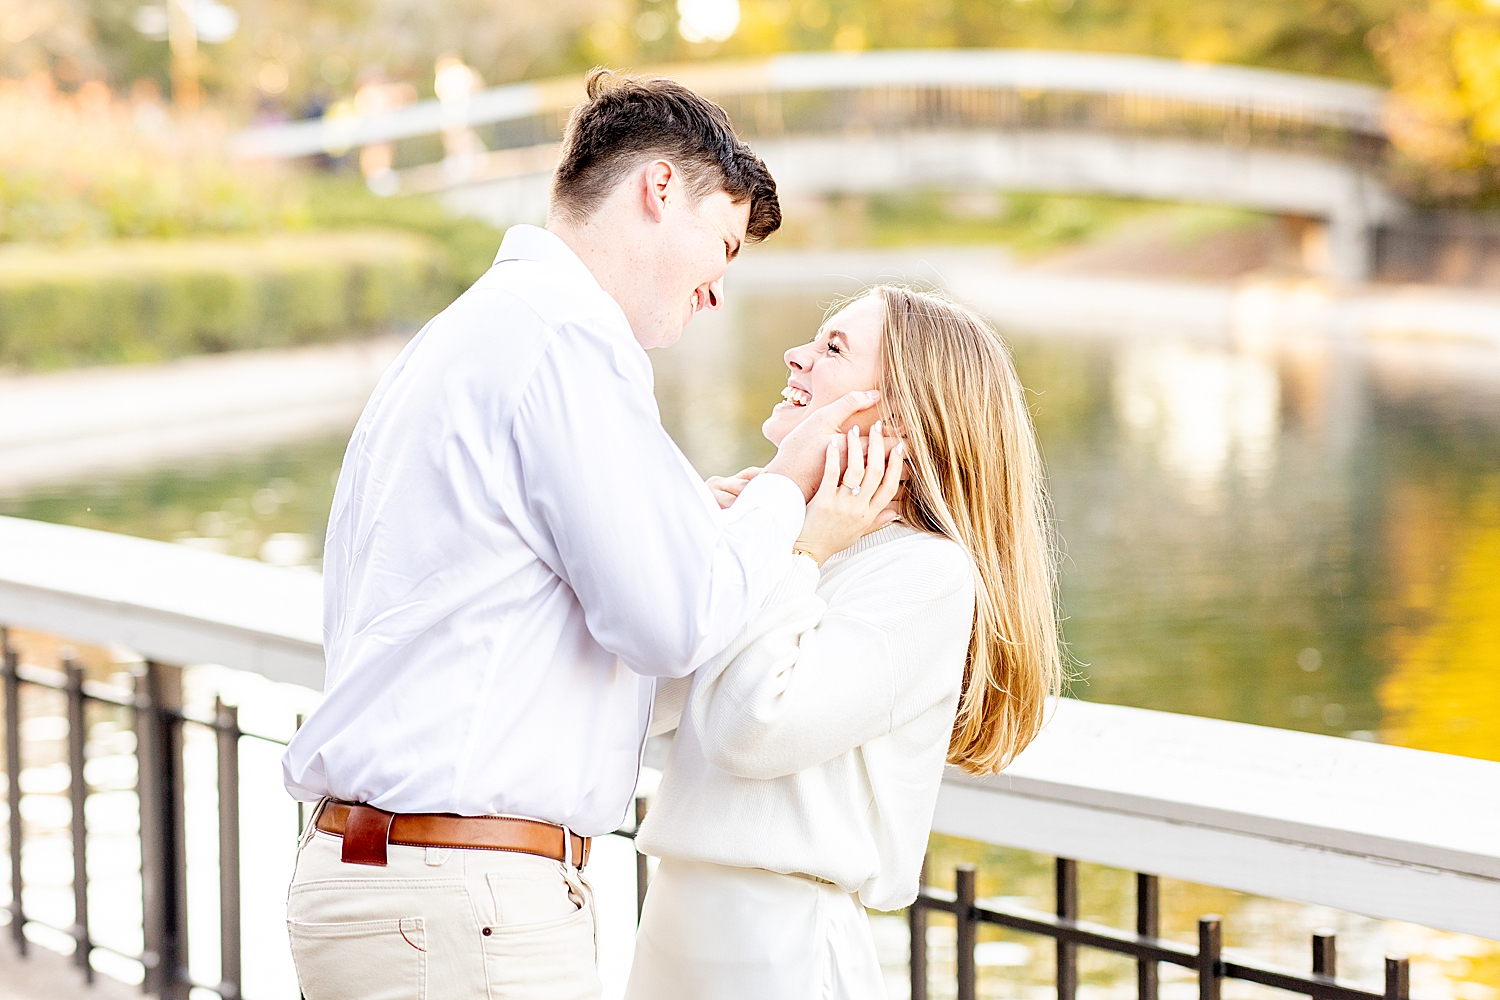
[550,68,781,242]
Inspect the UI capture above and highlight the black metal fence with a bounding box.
[911,859,1414,1000]
[0,625,649,998]
[3,626,274,998]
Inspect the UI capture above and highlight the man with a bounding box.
[281,70,877,998]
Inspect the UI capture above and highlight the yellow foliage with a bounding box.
[1182,29,1237,64]
[1451,23,1500,142]
[1379,488,1500,762]
[1378,0,1500,190]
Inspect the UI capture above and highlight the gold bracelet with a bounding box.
[791,545,821,565]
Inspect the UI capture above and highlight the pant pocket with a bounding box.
[289,916,428,1000]
[485,867,582,928]
[481,903,598,1000]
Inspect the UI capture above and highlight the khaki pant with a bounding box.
[287,825,601,1000]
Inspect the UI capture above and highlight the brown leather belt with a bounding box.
[315,801,591,869]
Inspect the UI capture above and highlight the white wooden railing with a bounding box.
[2,515,1497,995]
[231,49,1388,160]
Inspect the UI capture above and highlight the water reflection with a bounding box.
[0,435,346,569]
[1112,341,1280,505]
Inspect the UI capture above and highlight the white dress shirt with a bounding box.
[282,225,806,836]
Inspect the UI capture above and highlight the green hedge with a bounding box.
[0,229,448,369]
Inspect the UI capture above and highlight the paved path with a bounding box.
[0,333,409,492]
[730,248,1500,345]
[0,941,137,1000]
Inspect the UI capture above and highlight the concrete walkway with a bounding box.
[730,247,1500,345]
[0,333,408,492]
[0,941,137,1000]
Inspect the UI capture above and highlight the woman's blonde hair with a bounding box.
[872,285,1063,774]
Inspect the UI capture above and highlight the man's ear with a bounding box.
[642,159,673,223]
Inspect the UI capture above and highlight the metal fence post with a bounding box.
[909,857,928,1000]
[1057,858,1079,1000]
[137,661,190,1000]
[1385,956,1410,1000]
[1137,873,1159,1000]
[216,698,241,1000]
[2,628,24,957]
[65,658,92,982]
[294,714,306,837]
[1198,916,1222,1000]
[634,797,649,922]
[955,864,977,1000]
[1313,930,1337,979]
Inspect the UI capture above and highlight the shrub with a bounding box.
[0,77,300,243]
[0,231,445,368]
[300,175,504,298]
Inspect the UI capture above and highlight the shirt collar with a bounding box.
[493,225,601,291]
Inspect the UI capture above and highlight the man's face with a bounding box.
[635,179,751,349]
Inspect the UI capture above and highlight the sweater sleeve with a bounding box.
[690,538,973,780]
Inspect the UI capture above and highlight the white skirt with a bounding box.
[624,858,886,1000]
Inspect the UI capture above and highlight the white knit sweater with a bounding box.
[636,523,975,911]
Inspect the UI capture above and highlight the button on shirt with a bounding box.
[282,226,806,836]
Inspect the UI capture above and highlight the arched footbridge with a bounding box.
[235,50,1402,282]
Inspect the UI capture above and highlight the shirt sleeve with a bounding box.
[509,318,806,679]
[689,542,974,780]
[649,676,691,737]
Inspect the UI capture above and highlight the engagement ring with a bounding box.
[843,482,861,495]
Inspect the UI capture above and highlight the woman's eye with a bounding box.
[827,343,841,355]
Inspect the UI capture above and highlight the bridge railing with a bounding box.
[231,49,1389,171]
[2,515,1496,999]
[230,49,1401,284]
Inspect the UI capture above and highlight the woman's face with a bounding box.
[762,293,885,447]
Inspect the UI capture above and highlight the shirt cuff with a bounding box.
[761,549,822,607]
[728,472,806,537]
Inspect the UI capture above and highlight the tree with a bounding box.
[1374,0,1500,199]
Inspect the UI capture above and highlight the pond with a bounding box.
[8,287,1497,759]
[3,282,1499,996]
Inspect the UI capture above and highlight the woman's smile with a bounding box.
[780,384,813,407]
[762,294,885,446]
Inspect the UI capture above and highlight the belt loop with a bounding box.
[299,797,329,850]
[562,824,574,868]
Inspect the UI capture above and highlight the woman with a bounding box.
[625,285,1064,999]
